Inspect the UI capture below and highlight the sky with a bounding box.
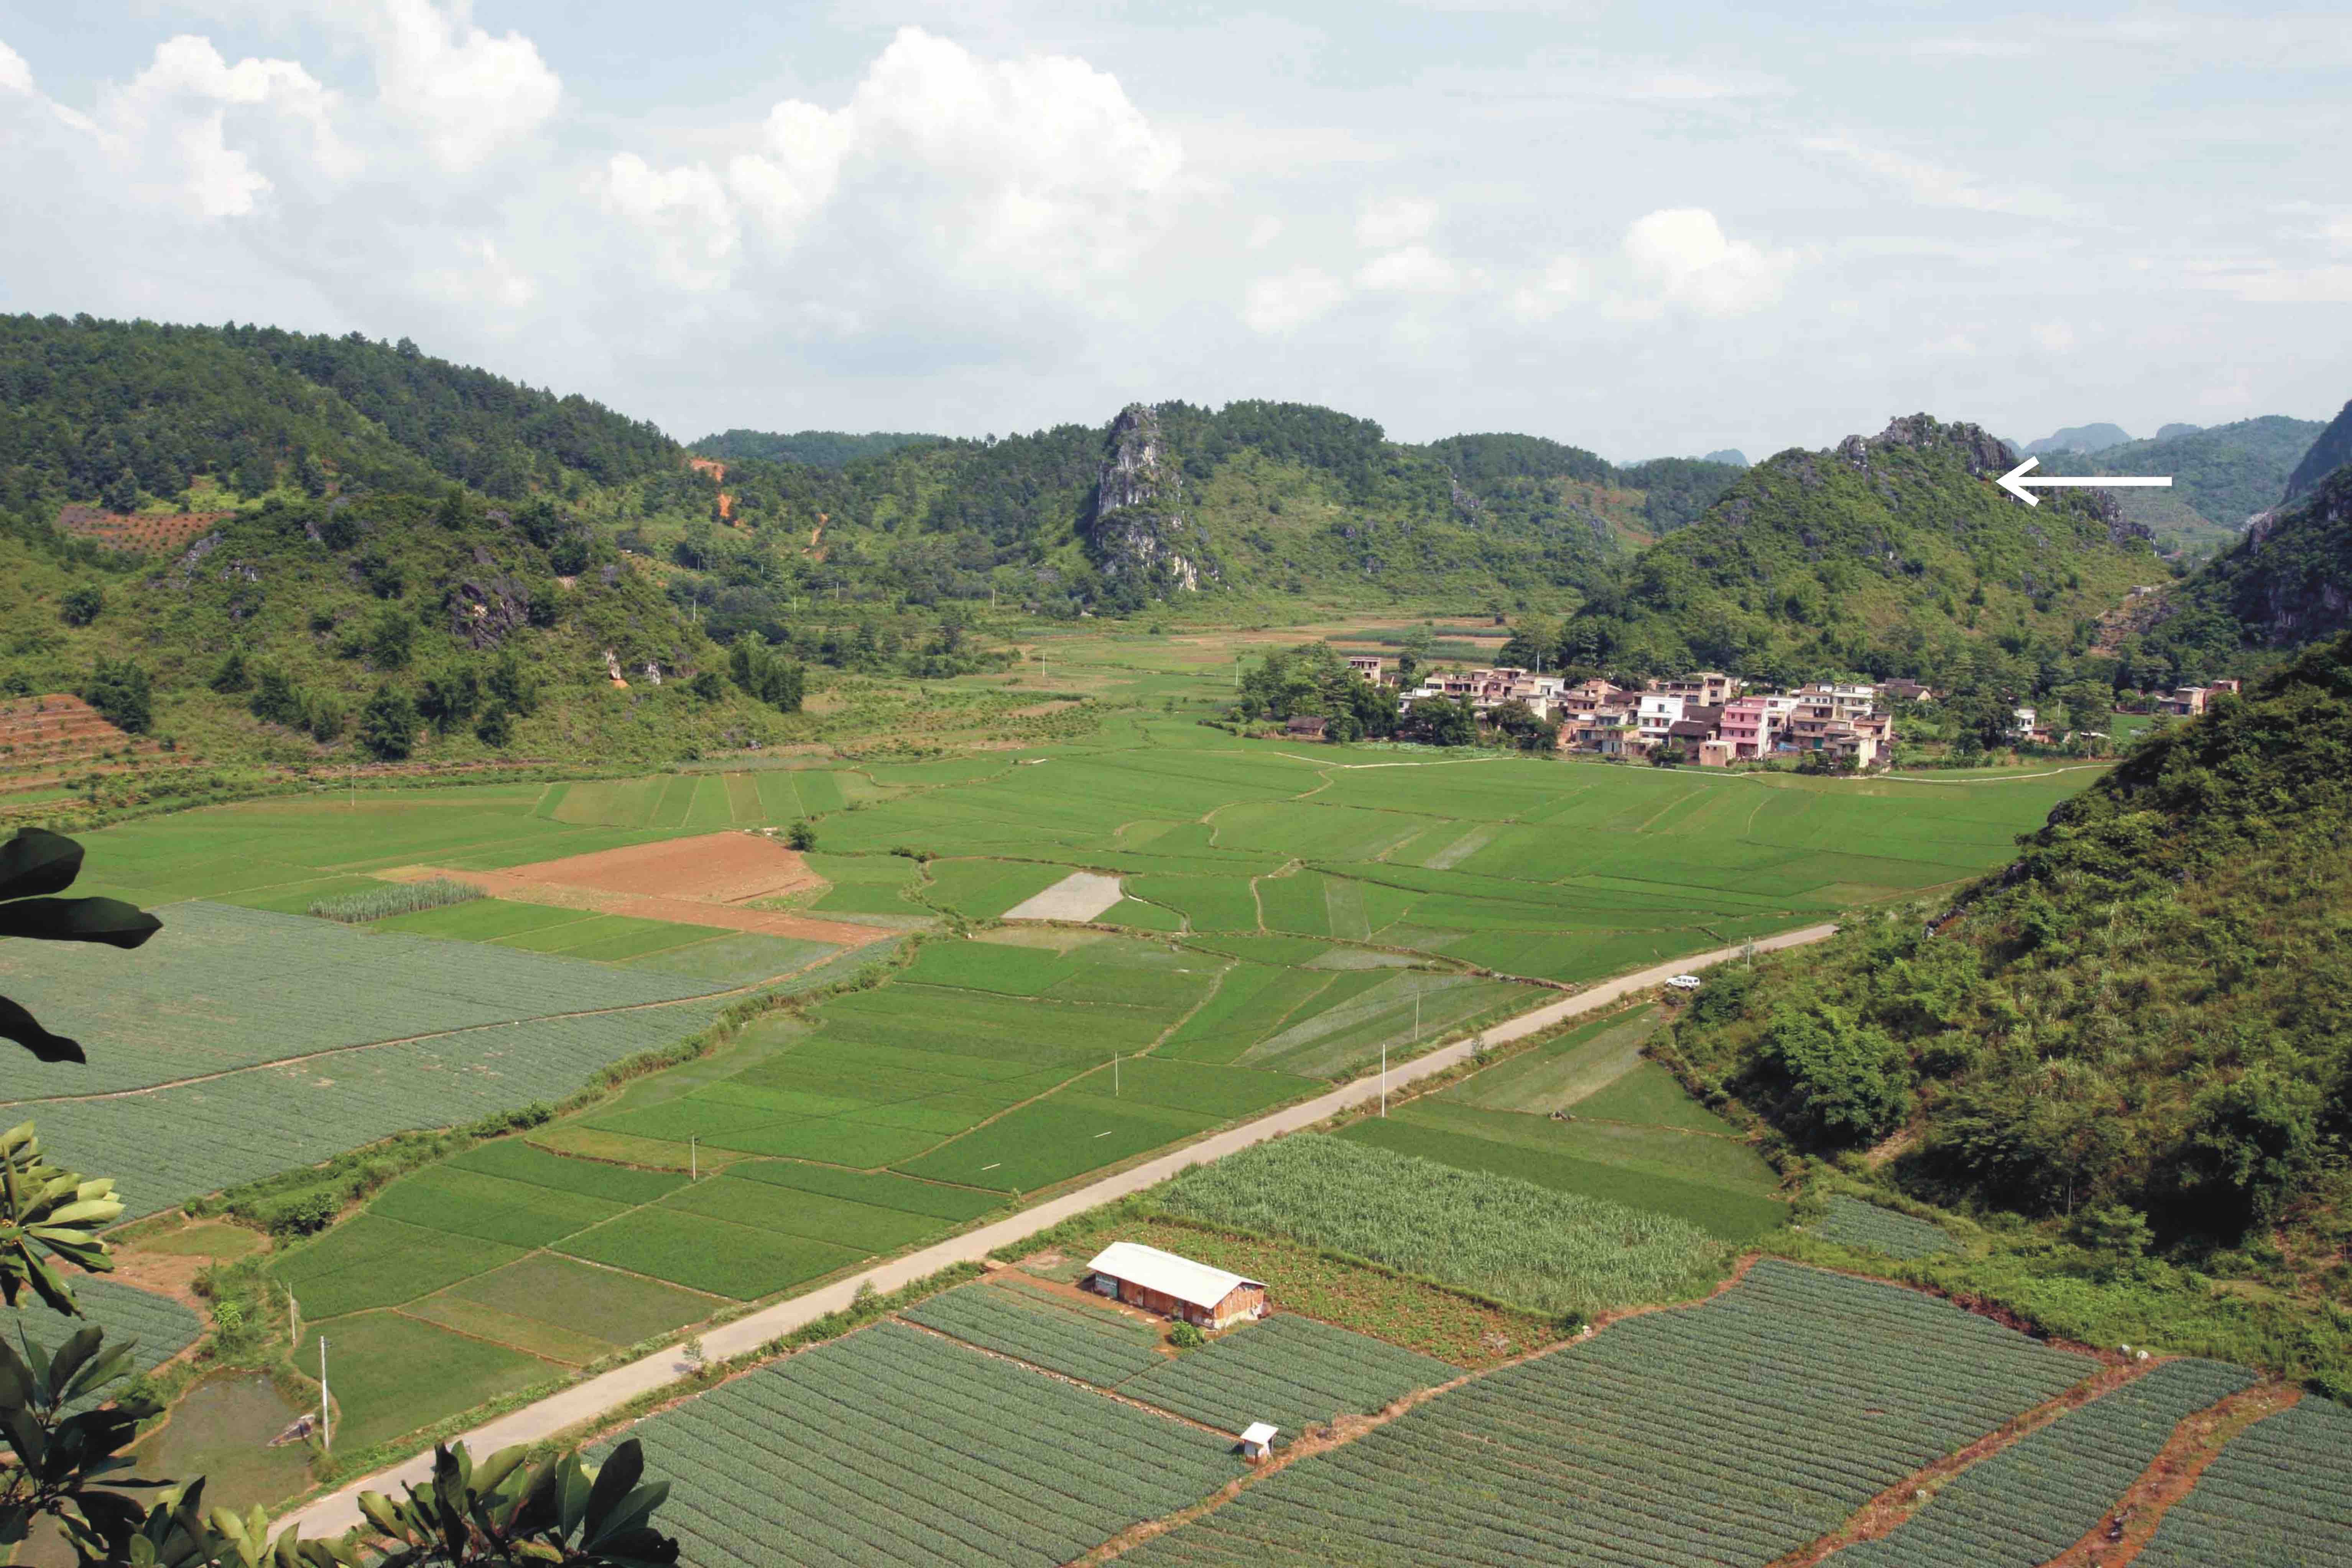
[1,2,2346,461]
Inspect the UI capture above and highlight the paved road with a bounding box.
[275,921,1836,1538]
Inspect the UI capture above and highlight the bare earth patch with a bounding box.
[1003,870,1125,922]
[395,831,885,948]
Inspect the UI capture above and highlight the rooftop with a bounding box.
[1087,1242,1264,1310]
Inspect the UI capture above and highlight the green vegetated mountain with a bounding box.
[1669,630,2352,1258]
[2032,416,2326,558]
[2020,421,2133,455]
[1559,413,2161,686]
[1615,457,1748,534]
[2137,462,2352,672]
[2285,397,2352,503]
[690,429,942,468]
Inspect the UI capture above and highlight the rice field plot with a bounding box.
[617,931,839,986]
[39,996,732,1219]
[1811,1195,1959,1259]
[0,900,725,1098]
[1569,1061,1743,1133]
[292,1313,558,1454]
[1155,1134,1730,1318]
[798,851,923,917]
[1122,1260,2092,1568]
[1234,970,1527,1079]
[2135,1396,2352,1568]
[1125,874,1262,933]
[1344,1106,1786,1242]
[895,1090,1221,1192]
[1831,1358,2257,1568]
[721,1159,1005,1222]
[1157,965,1332,1065]
[656,1174,950,1253]
[905,1278,1166,1387]
[1118,1313,1459,1438]
[4,1280,202,1408]
[270,1214,523,1320]
[1442,1006,1659,1114]
[554,1208,865,1300]
[612,1321,1239,1568]
[921,857,1079,918]
[367,1167,629,1249]
[442,1254,722,1350]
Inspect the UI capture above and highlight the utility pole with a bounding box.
[1113,1050,1120,1096]
[690,1135,697,1181]
[319,1335,331,1453]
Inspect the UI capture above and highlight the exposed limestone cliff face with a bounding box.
[1084,404,1216,593]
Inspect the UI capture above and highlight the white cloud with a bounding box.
[416,235,537,310]
[0,38,34,97]
[1800,133,2060,217]
[1356,244,1463,293]
[1242,266,1348,333]
[2030,321,2076,352]
[1510,255,1588,321]
[359,0,560,173]
[594,153,740,293]
[95,35,354,219]
[1356,195,1437,249]
[1620,208,1794,316]
[1245,215,1283,250]
[726,99,853,247]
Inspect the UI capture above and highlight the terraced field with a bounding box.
[611,1321,1239,1568]
[1118,1260,2094,1568]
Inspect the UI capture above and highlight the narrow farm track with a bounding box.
[270,921,1838,1541]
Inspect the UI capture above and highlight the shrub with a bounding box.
[1167,1322,1206,1349]
[82,657,152,734]
[308,877,484,923]
[60,585,104,625]
[358,683,418,759]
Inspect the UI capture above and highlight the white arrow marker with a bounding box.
[1997,456,2172,507]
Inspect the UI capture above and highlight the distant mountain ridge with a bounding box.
[2021,422,2133,456]
[2030,415,2326,558]
[2284,398,2352,503]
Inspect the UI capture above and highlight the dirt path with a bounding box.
[269,921,1836,1540]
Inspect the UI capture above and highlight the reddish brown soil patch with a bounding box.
[503,832,817,903]
[57,503,233,553]
[0,694,181,788]
[395,834,883,948]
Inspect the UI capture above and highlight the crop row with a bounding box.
[1831,1357,2256,1567]
[614,1322,1235,1568]
[1810,1195,1957,1259]
[905,1282,1164,1387]
[36,999,730,1218]
[308,876,484,924]
[1118,1312,1458,1436]
[3,1278,203,1410]
[2,900,721,1098]
[1153,1132,1730,1317]
[2135,1395,2352,1568]
[1122,1260,2089,1568]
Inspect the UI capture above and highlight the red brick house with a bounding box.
[1086,1242,1268,1329]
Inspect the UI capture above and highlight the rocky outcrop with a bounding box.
[1838,413,2016,478]
[1083,404,1216,593]
[2167,464,2352,648]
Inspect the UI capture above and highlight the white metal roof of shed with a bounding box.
[1086,1242,1264,1310]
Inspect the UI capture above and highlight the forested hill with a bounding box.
[691,429,941,467]
[1558,413,2159,686]
[2285,397,2352,503]
[1668,628,2352,1249]
[0,314,677,512]
[2030,415,2325,558]
[2138,462,2352,668]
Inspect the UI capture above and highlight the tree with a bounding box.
[786,819,817,850]
[359,684,419,760]
[688,671,724,703]
[1396,625,1434,684]
[727,635,804,713]
[249,670,302,727]
[1486,699,1556,752]
[368,607,414,670]
[80,659,151,735]
[475,707,513,748]
[59,586,103,627]
[417,668,482,734]
[1754,1006,1913,1147]
[207,651,250,695]
[1404,695,1476,747]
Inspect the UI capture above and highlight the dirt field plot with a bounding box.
[1002,870,1125,922]
[500,833,816,902]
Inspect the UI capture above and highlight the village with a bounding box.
[1283,655,2242,772]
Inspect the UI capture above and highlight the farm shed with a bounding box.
[1086,1242,1267,1329]
[1284,714,1329,740]
[1239,1422,1279,1460]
